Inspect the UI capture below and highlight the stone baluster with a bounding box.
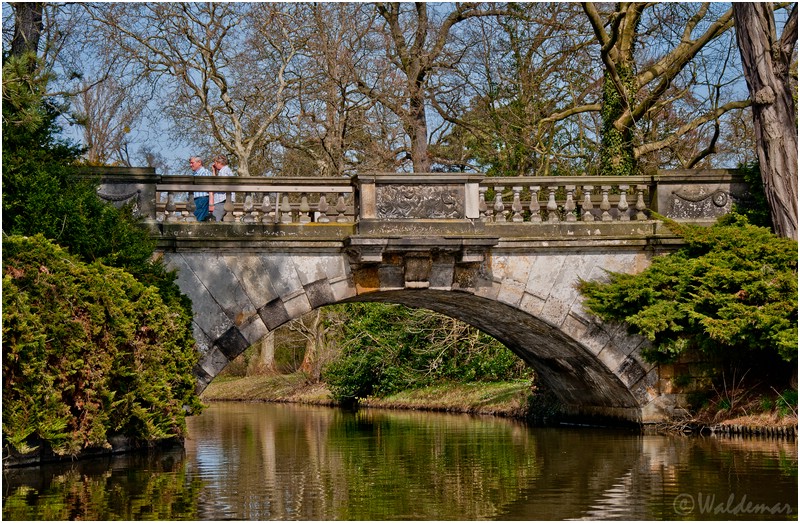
[479,187,489,222]
[243,193,257,223]
[546,186,559,222]
[165,192,179,222]
[635,185,648,220]
[299,193,311,224]
[185,193,197,222]
[564,185,577,222]
[617,185,630,221]
[493,187,506,222]
[600,185,612,221]
[317,194,330,223]
[581,185,594,222]
[511,186,524,222]
[529,186,542,222]
[280,194,293,223]
[261,194,273,224]
[223,192,235,222]
[336,193,348,223]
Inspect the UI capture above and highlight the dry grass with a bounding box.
[200,373,334,405]
[363,381,533,417]
[201,374,533,417]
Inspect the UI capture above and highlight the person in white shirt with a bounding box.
[210,154,235,222]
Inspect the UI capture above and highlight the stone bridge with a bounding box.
[95,168,749,424]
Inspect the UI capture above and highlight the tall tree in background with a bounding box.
[582,3,749,175]
[365,2,506,171]
[436,3,600,175]
[733,3,798,240]
[277,3,381,177]
[72,77,147,165]
[15,2,768,177]
[9,2,44,58]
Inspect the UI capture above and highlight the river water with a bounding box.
[3,402,797,520]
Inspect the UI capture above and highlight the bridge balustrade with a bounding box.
[155,176,355,224]
[92,168,748,228]
[478,176,650,223]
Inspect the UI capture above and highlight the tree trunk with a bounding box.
[733,3,798,240]
[247,331,278,376]
[601,65,637,176]
[409,86,431,172]
[10,3,44,58]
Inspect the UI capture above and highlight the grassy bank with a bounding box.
[201,373,797,434]
[201,374,533,418]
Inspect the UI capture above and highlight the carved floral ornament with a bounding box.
[96,188,142,215]
[669,188,734,218]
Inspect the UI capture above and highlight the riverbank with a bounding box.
[200,374,533,418]
[201,373,798,435]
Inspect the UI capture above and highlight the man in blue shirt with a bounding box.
[189,156,212,221]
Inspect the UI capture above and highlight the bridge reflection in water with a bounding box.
[95,169,750,424]
[4,402,796,520]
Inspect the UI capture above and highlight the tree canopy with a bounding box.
[6,2,784,179]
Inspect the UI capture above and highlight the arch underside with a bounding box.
[168,251,657,423]
[343,289,645,421]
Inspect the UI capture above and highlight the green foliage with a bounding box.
[2,235,203,456]
[578,215,798,366]
[3,49,185,308]
[2,48,200,458]
[322,303,532,403]
[734,162,773,230]
[776,389,798,417]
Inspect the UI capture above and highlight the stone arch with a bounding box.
[165,248,667,423]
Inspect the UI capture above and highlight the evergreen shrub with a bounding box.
[578,215,798,368]
[2,235,203,456]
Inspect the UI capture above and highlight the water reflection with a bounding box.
[3,402,797,520]
[3,449,201,520]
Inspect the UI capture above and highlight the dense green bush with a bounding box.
[2,52,201,457]
[2,235,203,456]
[322,303,532,403]
[578,214,798,367]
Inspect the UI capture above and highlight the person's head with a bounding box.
[213,155,228,170]
[189,156,204,172]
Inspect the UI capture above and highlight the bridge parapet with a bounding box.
[93,168,749,237]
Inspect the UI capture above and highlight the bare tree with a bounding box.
[355,2,507,172]
[275,3,380,177]
[435,3,600,175]
[734,3,797,240]
[582,2,750,175]
[71,77,147,165]
[84,3,305,176]
[290,310,337,383]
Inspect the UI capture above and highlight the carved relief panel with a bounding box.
[376,184,464,219]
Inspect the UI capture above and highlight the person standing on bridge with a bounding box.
[189,156,212,221]
[210,154,235,222]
